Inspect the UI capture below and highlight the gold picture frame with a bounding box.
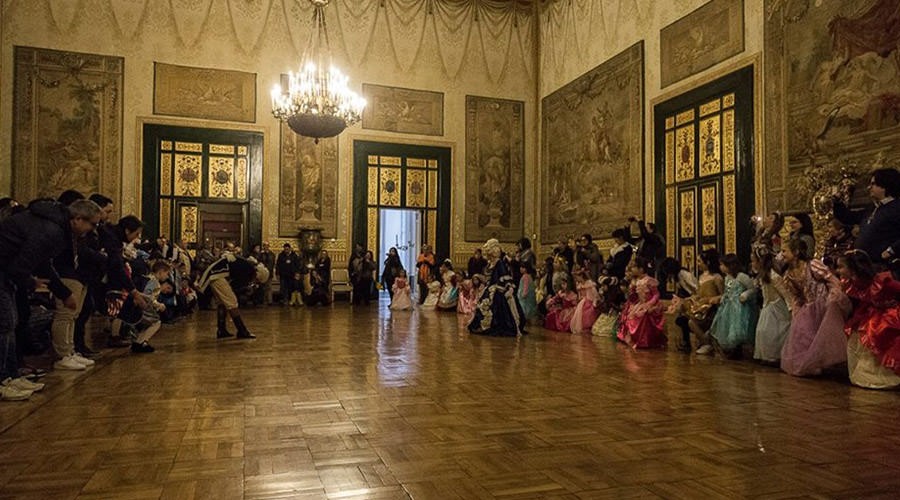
[660,0,744,88]
[12,46,124,203]
[361,83,443,136]
[465,95,525,242]
[541,42,644,242]
[153,62,256,123]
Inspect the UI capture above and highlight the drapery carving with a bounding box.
[34,0,535,84]
[169,0,215,48]
[227,0,276,54]
[108,0,149,39]
[540,0,657,90]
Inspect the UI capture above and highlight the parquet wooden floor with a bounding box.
[2,297,899,499]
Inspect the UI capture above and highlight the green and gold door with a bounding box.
[655,67,755,271]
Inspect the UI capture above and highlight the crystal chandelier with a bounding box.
[271,0,366,142]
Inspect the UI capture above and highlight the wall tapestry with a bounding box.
[764,0,900,211]
[361,84,443,136]
[660,0,744,88]
[278,126,339,238]
[541,42,644,243]
[465,95,525,242]
[154,62,256,123]
[13,46,124,202]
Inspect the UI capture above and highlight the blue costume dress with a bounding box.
[709,273,757,349]
[469,258,526,336]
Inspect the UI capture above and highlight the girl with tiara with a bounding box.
[570,269,600,334]
[617,257,667,349]
[751,246,791,364]
[708,254,757,357]
[780,238,851,376]
[389,269,412,311]
[836,250,900,389]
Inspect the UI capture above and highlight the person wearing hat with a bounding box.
[196,254,269,339]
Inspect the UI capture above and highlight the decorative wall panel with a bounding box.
[406,169,426,208]
[12,47,123,203]
[660,0,745,88]
[675,126,695,182]
[362,84,443,136]
[208,157,235,198]
[154,62,256,123]
[465,95,525,242]
[174,154,202,196]
[278,128,338,238]
[540,42,643,242]
[699,115,721,176]
[379,168,402,207]
[180,205,198,246]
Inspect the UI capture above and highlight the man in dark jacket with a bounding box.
[49,192,110,369]
[834,167,900,269]
[275,243,298,305]
[0,199,100,384]
[72,194,117,353]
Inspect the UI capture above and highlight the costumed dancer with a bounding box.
[468,239,525,336]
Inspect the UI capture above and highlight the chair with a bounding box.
[330,268,353,303]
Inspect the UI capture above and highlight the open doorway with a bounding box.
[379,208,421,296]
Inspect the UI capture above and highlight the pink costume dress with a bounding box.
[457,279,477,318]
[543,289,578,332]
[842,272,900,389]
[570,280,600,334]
[617,275,667,348]
[389,277,412,310]
[780,261,851,377]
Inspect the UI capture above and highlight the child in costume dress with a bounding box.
[422,280,442,308]
[517,263,538,322]
[543,276,578,332]
[688,249,725,355]
[617,258,667,349]
[779,238,851,377]
[709,253,757,357]
[836,250,900,389]
[389,270,413,311]
[751,247,791,364]
[591,276,623,338]
[457,278,477,321]
[570,269,600,334]
[436,260,459,311]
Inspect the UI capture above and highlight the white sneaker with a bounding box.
[55,355,87,371]
[0,385,33,401]
[2,377,45,392]
[72,353,95,367]
[696,344,714,355]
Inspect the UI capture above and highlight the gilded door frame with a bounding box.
[352,141,452,263]
[653,65,755,266]
[141,124,264,248]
